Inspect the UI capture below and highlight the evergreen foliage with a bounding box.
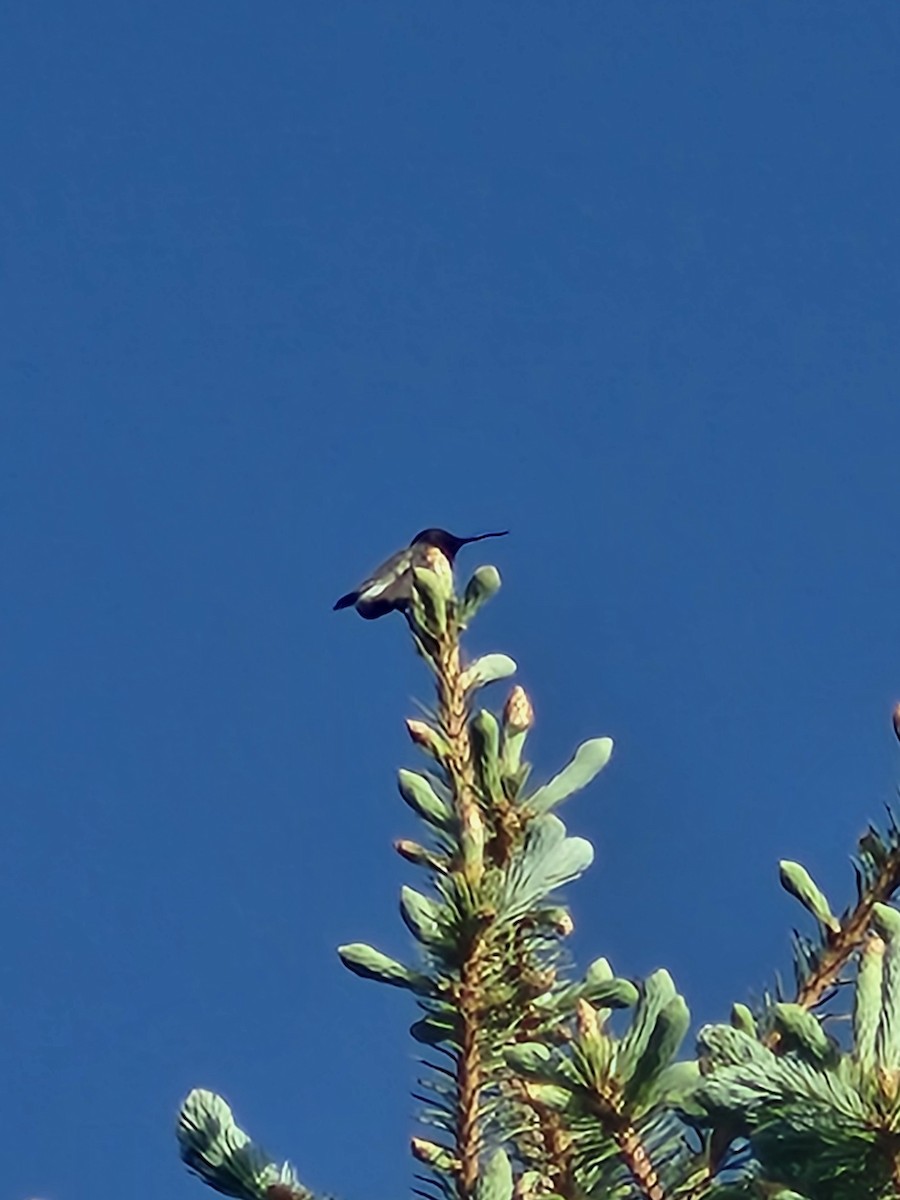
[177,559,900,1200]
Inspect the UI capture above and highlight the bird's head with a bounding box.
[410,527,508,560]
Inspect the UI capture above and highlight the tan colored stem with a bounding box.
[436,633,480,834]
[615,1125,669,1200]
[456,937,486,1196]
[432,615,484,1198]
[889,1147,900,1196]
[585,1086,669,1200]
[518,1085,574,1197]
[430,604,567,1196]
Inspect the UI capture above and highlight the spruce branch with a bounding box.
[430,591,485,887]
[762,707,900,1037]
[404,557,586,1197]
[176,1090,314,1200]
[457,932,490,1193]
[799,846,900,1014]
[333,552,611,1200]
[765,814,900,1052]
[515,1081,575,1197]
[410,554,495,1194]
[174,541,900,1200]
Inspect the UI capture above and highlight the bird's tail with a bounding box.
[333,591,358,611]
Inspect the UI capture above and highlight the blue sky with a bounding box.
[3,4,900,1198]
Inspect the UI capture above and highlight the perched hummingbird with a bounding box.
[333,527,508,619]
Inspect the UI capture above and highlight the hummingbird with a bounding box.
[333,528,508,619]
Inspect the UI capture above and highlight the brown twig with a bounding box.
[428,602,486,1198]
[455,935,487,1196]
[766,843,900,1049]
[584,1087,671,1200]
[435,621,483,870]
[426,572,573,1197]
[517,1086,575,1198]
[615,1124,669,1200]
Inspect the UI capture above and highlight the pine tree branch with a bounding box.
[768,839,900,1048]
[581,1090,671,1200]
[456,935,487,1196]
[427,566,569,1197]
[435,623,483,883]
[614,1124,669,1200]
[404,556,605,1199]
[518,1086,574,1197]
[428,589,487,1198]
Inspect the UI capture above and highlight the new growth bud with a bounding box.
[501,685,534,784]
[459,564,502,625]
[576,998,600,1040]
[556,910,575,938]
[406,718,449,761]
[460,803,485,885]
[411,1137,460,1172]
[394,839,449,873]
[539,906,574,938]
[504,685,535,733]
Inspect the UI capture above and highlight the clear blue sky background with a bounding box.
[3,4,900,1198]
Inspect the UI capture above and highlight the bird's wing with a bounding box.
[356,548,409,600]
[357,574,391,600]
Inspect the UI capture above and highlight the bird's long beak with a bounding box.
[460,530,509,544]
